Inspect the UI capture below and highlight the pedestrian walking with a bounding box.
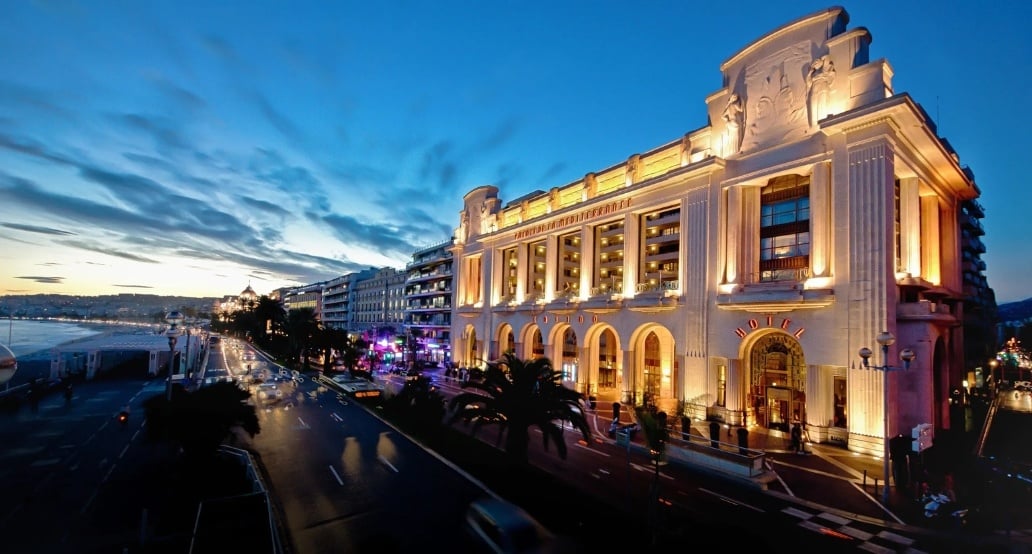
[790,422,803,453]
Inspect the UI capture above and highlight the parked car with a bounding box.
[464,497,559,554]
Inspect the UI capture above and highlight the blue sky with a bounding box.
[1,1,1028,303]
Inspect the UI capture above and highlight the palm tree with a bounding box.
[284,308,320,369]
[253,295,286,345]
[447,352,592,464]
[143,381,260,462]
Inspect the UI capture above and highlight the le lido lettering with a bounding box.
[734,316,805,339]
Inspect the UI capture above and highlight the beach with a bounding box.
[3,320,155,391]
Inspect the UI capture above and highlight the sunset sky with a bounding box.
[1,1,1028,303]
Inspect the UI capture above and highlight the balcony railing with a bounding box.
[635,280,679,294]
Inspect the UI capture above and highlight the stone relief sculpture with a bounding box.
[625,154,641,186]
[457,209,470,243]
[806,55,836,127]
[722,93,744,156]
[680,133,691,166]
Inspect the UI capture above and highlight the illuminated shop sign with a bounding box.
[512,198,633,241]
[733,315,805,339]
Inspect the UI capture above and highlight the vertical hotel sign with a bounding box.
[513,198,632,241]
[733,315,805,339]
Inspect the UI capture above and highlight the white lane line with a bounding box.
[699,487,766,513]
[330,412,343,423]
[81,490,98,514]
[119,444,130,459]
[629,462,674,479]
[875,530,915,546]
[102,464,116,483]
[378,456,399,473]
[30,458,60,467]
[132,429,141,441]
[328,465,345,486]
[838,525,874,541]
[297,416,310,429]
[573,442,609,457]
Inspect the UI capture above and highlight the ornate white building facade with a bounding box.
[448,7,979,455]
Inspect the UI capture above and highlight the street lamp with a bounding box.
[858,331,916,505]
[165,311,183,402]
[988,358,999,390]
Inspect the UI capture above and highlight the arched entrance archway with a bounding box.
[496,324,515,359]
[547,325,579,388]
[628,324,676,409]
[598,328,618,390]
[464,326,479,367]
[746,331,807,431]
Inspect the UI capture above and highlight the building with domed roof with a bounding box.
[214,283,261,316]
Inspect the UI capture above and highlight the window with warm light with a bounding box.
[639,205,680,290]
[760,174,810,282]
[556,231,581,296]
[594,220,624,293]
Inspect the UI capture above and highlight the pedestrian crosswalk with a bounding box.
[783,505,926,553]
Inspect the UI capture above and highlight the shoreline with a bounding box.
[5,323,159,390]
[15,323,159,362]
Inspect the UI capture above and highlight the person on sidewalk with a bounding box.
[790,422,803,454]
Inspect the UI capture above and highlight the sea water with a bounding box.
[1,319,151,359]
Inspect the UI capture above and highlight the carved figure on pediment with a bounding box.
[722,93,744,155]
[775,71,804,125]
[806,55,836,127]
[457,209,470,242]
[680,133,691,166]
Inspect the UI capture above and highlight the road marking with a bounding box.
[573,442,609,457]
[875,530,914,546]
[378,456,399,473]
[330,412,343,423]
[782,506,813,519]
[297,417,310,429]
[30,458,60,467]
[857,541,895,554]
[328,465,345,486]
[629,462,674,479]
[119,444,130,459]
[838,525,873,541]
[101,462,115,482]
[699,487,765,513]
[598,469,610,475]
[816,512,850,526]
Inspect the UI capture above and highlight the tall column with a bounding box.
[684,191,709,357]
[579,225,593,296]
[810,161,832,277]
[921,196,941,286]
[516,242,528,302]
[726,358,743,415]
[623,212,639,295]
[545,234,559,300]
[898,177,921,277]
[725,186,741,284]
[740,186,760,284]
[847,139,896,441]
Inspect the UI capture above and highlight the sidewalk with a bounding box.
[586,389,1032,549]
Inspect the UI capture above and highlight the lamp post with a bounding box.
[988,358,999,391]
[165,311,183,402]
[858,331,916,505]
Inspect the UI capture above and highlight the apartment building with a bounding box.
[404,240,454,366]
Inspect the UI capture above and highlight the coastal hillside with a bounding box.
[998,297,1032,323]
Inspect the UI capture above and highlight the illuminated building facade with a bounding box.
[449,7,981,454]
[404,240,455,365]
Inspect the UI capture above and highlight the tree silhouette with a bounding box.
[447,352,591,464]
